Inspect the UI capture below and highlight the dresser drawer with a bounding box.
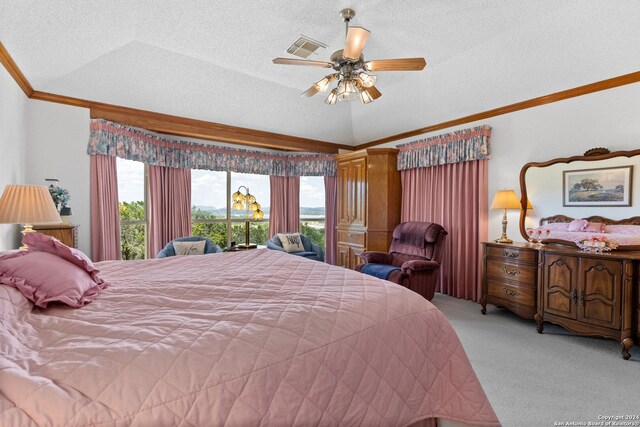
[487,279,536,307]
[487,246,537,264]
[337,230,365,247]
[486,260,536,285]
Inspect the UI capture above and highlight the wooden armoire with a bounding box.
[335,148,401,269]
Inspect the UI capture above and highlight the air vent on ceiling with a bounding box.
[286,35,328,58]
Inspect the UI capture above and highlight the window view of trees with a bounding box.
[116,162,327,258]
[117,159,146,260]
[299,176,326,249]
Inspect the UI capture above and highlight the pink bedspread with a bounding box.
[0,249,499,426]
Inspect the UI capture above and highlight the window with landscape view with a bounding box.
[191,170,270,248]
[117,158,146,260]
[299,176,325,249]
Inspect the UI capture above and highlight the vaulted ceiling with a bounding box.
[1,1,639,146]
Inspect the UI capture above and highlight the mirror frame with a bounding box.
[518,148,640,243]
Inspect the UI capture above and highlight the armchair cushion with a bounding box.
[267,234,324,262]
[358,251,394,265]
[157,237,222,258]
[276,233,305,253]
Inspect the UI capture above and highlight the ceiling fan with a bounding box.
[272,8,426,105]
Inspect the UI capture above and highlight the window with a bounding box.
[117,158,147,260]
[191,170,228,248]
[191,171,270,248]
[299,176,325,249]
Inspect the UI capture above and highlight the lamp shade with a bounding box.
[490,189,521,210]
[0,185,62,225]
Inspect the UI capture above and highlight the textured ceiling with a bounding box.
[1,0,639,146]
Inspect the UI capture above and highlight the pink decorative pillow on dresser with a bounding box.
[567,219,589,232]
[22,232,107,285]
[0,251,108,308]
[584,222,606,233]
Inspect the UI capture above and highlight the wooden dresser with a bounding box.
[481,242,640,359]
[335,148,401,269]
[481,242,538,319]
[33,224,79,248]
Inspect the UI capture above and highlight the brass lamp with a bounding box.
[0,184,62,249]
[231,186,264,249]
[490,189,522,244]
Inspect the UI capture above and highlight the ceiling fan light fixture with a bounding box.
[356,72,377,88]
[325,88,338,105]
[336,78,357,102]
[314,74,337,92]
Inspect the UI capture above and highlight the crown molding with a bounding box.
[0,41,348,153]
[355,71,640,150]
[0,41,33,97]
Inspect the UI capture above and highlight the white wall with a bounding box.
[25,101,91,254]
[382,83,640,242]
[0,66,28,249]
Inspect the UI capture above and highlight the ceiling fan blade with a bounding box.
[364,58,426,71]
[343,26,370,61]
[272,58,333,68]
[300,85,320,97]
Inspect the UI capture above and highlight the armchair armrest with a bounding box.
[310,242,325,262]
[359,251,394,265]
[266,240,285,251]
[401,260,440,273]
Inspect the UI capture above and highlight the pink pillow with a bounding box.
[567,219,588,232]
[584,222,606,233]
[0,252,109,308]
[543,223,569,231]
[22,233,107,285]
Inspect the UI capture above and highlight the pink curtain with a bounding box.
[148,165,192,257]
[90,154,121,261]
[401,160,488,301]
[269,176,300,236]
[324,176,337,264]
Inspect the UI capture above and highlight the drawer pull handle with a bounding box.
[503,251,519,258]
[501,287,520,297]
[501,266,520,276]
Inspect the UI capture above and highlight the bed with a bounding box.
[0,249,499,426]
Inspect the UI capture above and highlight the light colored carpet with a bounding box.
[431,293,640,427]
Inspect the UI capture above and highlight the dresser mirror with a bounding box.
[518,148,640,247]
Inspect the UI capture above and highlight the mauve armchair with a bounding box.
[355,222,447,300]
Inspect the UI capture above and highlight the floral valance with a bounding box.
[396,125,491,170]
[87,119,337,176]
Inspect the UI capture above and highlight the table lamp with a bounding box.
[490,189,521,243]
[0,184,62,249]
[231,185,264,249]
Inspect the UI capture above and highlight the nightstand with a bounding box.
[33,224,79,248]
[480,242,538,319]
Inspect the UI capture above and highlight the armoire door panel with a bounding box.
[337,161,352,226]
[351,158,367,227]
[336,244,350,269]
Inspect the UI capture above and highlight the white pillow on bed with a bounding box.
[277,233,305,253]
[173,240,206,256]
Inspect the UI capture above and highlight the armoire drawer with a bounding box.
[337,230,365,247]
